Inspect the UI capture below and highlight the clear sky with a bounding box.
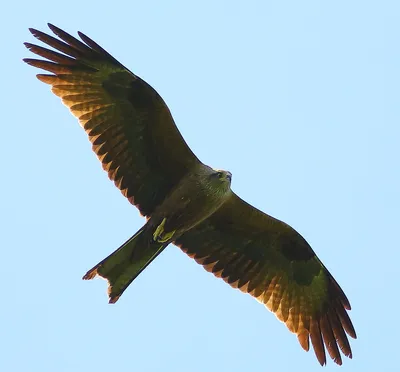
[3,1,399,371]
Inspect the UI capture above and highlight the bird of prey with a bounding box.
[24,24,356,366]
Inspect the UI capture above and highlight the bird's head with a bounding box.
[209,169,232,193]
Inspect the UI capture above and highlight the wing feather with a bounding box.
[25,24,200,216]
[176,192,356,365]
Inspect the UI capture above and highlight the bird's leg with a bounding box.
[153,217,175,243]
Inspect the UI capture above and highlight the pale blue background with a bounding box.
[3,1,399,371]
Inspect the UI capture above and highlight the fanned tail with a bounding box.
[83,226,167,303]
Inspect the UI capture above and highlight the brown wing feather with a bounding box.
[176,192,356,365]
[24,24,200,216]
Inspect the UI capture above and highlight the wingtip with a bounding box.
[77,31,87,38]
[349,328,357,339]
[317,355,327,367]
[47,23,64,36]
[77,30,92,45]
[335,357,343,366]
[35,74,54,84]
[23,58,36,66]
[28,24,66,38]
[28,27,40,37]
[47,23,58,34]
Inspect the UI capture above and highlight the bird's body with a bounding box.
[84,165,233,302]
[24,24,356,366]
[150,166,232,238]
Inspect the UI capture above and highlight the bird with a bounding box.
[24,24,356,366]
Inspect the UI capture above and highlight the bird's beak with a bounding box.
[226,171,232,182]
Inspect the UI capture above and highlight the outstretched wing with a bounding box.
[24,24,200,216]
[176,193,356,366]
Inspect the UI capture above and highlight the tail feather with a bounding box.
[83,227,167,303]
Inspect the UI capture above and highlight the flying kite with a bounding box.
[24,24,356,366]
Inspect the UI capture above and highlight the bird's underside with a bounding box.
[24,24,356,366]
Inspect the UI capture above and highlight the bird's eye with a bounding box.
[210,171,223,180]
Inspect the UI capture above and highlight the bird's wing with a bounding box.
[24,24,200,217]
[175,192,356,366]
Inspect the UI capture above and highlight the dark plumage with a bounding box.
[24,24,356,365]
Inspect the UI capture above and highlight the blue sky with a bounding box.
[3,1,399,371]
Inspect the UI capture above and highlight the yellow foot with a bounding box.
[153,218,175,243]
